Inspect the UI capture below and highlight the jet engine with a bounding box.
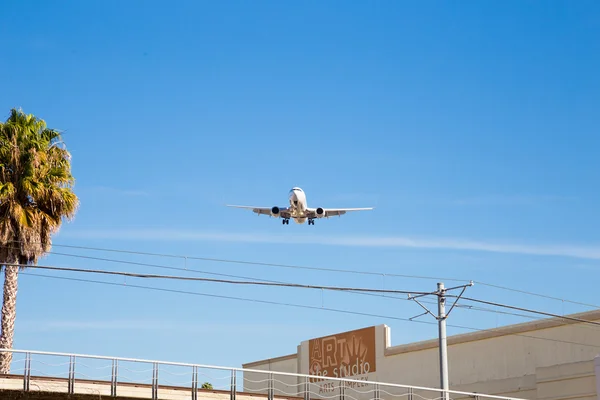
[315,207,325,218]
[271,206,280,217]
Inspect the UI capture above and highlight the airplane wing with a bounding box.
[306,207,374,218]
[226,205,291,218]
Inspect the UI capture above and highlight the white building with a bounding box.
[242,309,600,400]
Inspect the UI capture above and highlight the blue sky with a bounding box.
[1,0,600,377]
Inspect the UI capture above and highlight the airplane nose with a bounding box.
[289,191,299,206]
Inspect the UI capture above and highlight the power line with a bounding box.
[49,251,286,284]
[473,281,595,307]
[6,244,600,334]
[4,240,598,309]
[42,242,600,309]
[20,272,441,326]
[453,296,600,327]
[50,250,582,325]
[7,262,434,296]
[5,242,600,332]
[14,261,600,329]
[19,271,600,350]
[48,250,562,324]
[48,244,466,282]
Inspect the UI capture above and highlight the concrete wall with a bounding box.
[0,375,302,400]
[243,351,300,397]
[242,310,600,399]
[536,360,597,400]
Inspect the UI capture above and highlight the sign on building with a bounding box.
[307,326,376,383]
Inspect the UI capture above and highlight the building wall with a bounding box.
[536,360,597,400]
[242,310,600,400]
[243,350,300,397]
[0,375,303,400]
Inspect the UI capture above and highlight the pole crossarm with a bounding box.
[444,282,475,292]
[409,311,429,321]
[407,295,438,320]
[407,281,474,321]
[445,282,474,318]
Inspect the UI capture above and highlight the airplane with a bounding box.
[226,187,374,225]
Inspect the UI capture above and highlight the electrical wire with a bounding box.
[472,281,595,307]
[48,244,466,281]
[0,246,554,325]
[5,243,600,335]
[450,295,600,327]
[48,250,560,323]
[5,262,435,296]
[49,251,286,283]
[19,271,600,350]
[42,242,600,309]
[13,261,600,329]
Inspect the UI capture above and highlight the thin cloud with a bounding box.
[61,229,600,261]
[452,194,577,206]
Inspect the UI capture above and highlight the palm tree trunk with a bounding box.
[0,266,18,374]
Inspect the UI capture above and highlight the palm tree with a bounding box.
[0,108,79,373]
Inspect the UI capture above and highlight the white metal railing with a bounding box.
[0,349,526,400]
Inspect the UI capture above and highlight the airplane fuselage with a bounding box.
[288,187,308,224]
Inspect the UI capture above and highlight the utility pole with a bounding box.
[437,283,449,399]
[407,281,473,400]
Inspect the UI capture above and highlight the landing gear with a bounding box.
[282,218,290,225]
[308,219,315,225]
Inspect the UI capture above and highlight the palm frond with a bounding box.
[0,108,79,268]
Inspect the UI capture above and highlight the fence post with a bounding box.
[111,359,118,397]
[304,376,310,400]
[191,366,198,400]
[152,362,159,400]
[22,352,31,392]
[230,370,237,400]
[268,373,274,400]
[339,380,345,400]
[374,383,380,400]
[408,387,413,400]
[67,355,75,395]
